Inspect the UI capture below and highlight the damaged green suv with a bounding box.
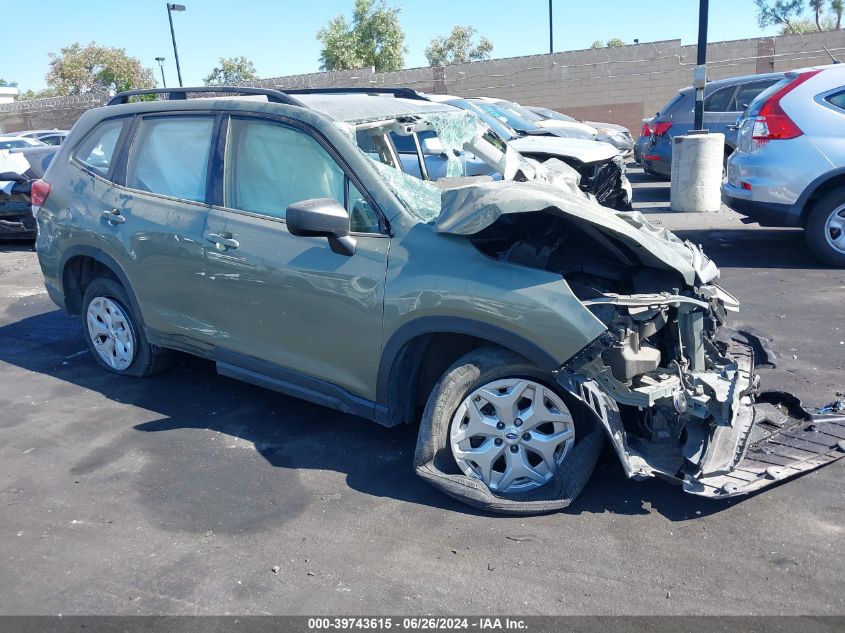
[35,87,845,514]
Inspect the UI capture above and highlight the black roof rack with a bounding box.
[107,86,305,107]
[283,87,428,101]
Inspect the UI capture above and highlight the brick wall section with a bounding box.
[2,31,844,135]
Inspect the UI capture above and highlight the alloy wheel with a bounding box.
[86,296,135,371]
[449,378,575,494]
[824,204,845,255]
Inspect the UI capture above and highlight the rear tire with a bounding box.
[805,189,845,268]
[81,277,171,377]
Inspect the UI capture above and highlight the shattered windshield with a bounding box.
[470,101,541,133]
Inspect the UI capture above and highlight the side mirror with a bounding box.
[420,136,445,156]
[286,198,356,256]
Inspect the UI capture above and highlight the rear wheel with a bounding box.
[805,189,845,267]
[81,277,170,376]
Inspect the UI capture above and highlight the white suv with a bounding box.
[722,63,845,266]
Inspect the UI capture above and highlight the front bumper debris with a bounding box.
[683,392,845,497]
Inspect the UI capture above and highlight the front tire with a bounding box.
[805,189,845,267]
[414,347,604,514]
[81,277,170,377]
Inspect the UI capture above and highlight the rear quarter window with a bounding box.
[826,90,845,111]
[73,118,126,177]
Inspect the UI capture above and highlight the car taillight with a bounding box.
[640,122,652,137]
[31,179,52,208]
[652,122,673,136]
[751,70,820,143]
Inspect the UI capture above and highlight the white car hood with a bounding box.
[509,135,618,164]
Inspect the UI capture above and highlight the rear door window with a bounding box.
[729,80,779,112]
[74,118,126,177]
[126,116,215,203]
[704,86,736,113]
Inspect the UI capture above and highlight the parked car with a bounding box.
[477,97,598,141]
[35,86,845,514]
[526,106,634,157]
[0,136,46,150]
[465,98,632,209]
[639,72,784,178]
[633,117,654,164]
[9,129,69,145]
[722,64,845,266]
[0,145,58,239]
[420,93,632,210]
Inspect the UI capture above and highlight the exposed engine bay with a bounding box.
[470,209,845,498]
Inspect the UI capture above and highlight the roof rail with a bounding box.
[107,86,305,107]
[282,87,427,101]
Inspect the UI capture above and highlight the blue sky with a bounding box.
[5,0,779,91]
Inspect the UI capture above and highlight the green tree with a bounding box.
[203,56,259,86]
[16,88,58,101]
[424,25,494,66]
[590,38,626,49]
[755,0,805,30]
[43,42,156,95]
[317,0,406,72]
[831,0,843,28]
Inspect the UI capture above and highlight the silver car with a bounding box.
[722,63,845,266]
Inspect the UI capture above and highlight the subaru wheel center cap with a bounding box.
[504,429,520,445]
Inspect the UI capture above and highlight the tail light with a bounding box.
[31,179,52,208]
[751,70,820,143]
[640,122,652,137]
[652,122,673,136]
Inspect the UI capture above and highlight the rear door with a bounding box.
[202,114,389,401]
[703,85,737,134]
[116,113,219,344]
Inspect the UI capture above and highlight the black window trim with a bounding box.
[70,115,134,183]
[822,87,845,113]
[212,112,391,237]
[117,110,222,207]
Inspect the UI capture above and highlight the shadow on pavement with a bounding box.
[0,304,740,524]
[675,227,820,270]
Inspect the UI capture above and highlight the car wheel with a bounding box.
[805,189,845,267]
[82,277,171,377]
[414,347,604,514]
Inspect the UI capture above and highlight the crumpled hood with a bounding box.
[435,179,716,286]
[509,135,618,164]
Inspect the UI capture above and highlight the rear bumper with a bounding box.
[721,186,801,227]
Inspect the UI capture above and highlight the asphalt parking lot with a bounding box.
[1,165,843,616]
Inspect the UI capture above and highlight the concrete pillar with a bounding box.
[670,133,725,213]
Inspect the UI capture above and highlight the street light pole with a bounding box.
[548,0,554,54]
[155,57,167,88]
[693,0,709,131]
[166,3,186,87]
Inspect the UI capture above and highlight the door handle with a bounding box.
[206,233,240,250]
[101,209,125,224]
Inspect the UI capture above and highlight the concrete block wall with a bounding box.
[2,30,844,136]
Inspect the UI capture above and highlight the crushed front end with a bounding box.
[557,262,845,498]
[437,180,845,499]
